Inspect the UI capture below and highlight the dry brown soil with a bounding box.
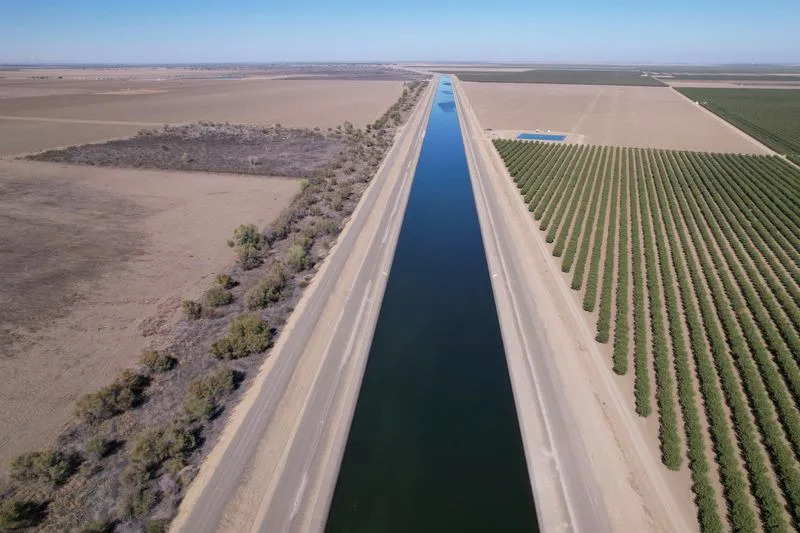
[0,76,403,155]
[0,159,299,469]
[463,81,770,153]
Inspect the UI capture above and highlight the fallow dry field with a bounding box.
[0,160,299,469]
[463,81,770,153]
[0,75,404,155]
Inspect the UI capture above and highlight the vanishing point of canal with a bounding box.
[325,77,539,532]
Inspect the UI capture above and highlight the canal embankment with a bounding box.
[452,76,697,533]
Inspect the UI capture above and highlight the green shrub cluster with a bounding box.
[126,423,196,481]
[285,237,312,272]
[75,370,149,424]
[228,223,265,250]
[245,264,289,310]
[119,485,160,519]
[236,245,262,270]
[85,436,113,460]
[210,314,272,359]
[183,365,237,421]
[10,449,77,486]
[0,500,44,530]
[139,349,176,373]
[204,285,233,307]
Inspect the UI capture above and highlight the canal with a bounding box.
[324,77,538,532]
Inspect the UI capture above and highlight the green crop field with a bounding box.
[676,88,800,165]
[665,73,800,82]
[495,139,800,532]
[438,69,666,87]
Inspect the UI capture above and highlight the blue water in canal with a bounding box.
[517,133,566,141]
[324,77,538,532]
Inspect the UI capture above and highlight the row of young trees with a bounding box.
[493,138,800,532]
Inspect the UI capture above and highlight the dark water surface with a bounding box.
[324,77,538,533]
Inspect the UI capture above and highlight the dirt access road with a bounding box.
[453,77,697,533]
[170,80,435,533]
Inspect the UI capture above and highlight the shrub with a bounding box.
[204,285,233,307]
[129,428,168,474]
[236,245,262,270]
[210,315,272,359]
[182,299,202,320]
[285,243,310,272]
[85,436,113,461]
[0,500,44,530]
[182,395,216,422]
[245,265,288,310]
[120,485,160,519]
[140,350,176,374]
[229,224,264,250]
[75,371,149,424]
[10,449,77,486]
[188,365,236,402]
[215,273,238,289]
[128,423,196,478]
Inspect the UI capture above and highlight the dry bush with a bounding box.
[139,350,176,374]
[215,273,238,289]
[182,299,202,320]
[119,485,160,519]
[229,224,265,250]
[204,285,233,307]
[210,314,272,359]
[236,245,262,270]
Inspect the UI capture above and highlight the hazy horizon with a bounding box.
[1,0,798,65]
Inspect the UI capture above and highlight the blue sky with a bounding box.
[1,0,798,64]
